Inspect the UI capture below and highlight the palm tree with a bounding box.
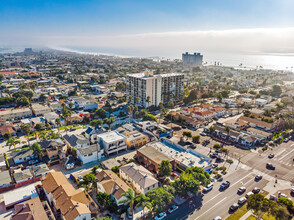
[128,95,133,104]
[127,105,134,123]
[20,124,31,146]
[119,188,135,215]
[30,142,43,160]
[160,107,169,124]
[134,193,152,217]
[6,138,20,150]
[146,96,151,108]
[135,97,140,106]
[225,126,230,137]
[55,118,61,134]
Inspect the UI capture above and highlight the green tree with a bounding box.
[244,110,251,117]
[147,187,174,212]
[143,113,157,122]
[96,108,107,119]
[146,96,151,108]
[16,96,30,106]
[20,124,31,145]
[278,197,293,207]
[134,193,152,216]
[3,132,11,139]
[111,166,119,174]
[92,165,100,174]
[6,138,20,150]
[158,160,172,177]
[30,142,43,159]
[103,117,115,130]
[183,131,192,138]
[83,173,96,185]
[271,85,282,97]
[192,135,200,143]
[119,188,135,213]
[172,172,200,196]
[34,123,43,132]
[90,119,103,127]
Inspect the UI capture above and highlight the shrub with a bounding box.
[213,144,221,150]
[226,159,233,164]
[220,148,228,154]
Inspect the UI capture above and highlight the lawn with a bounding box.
[246,215,256,220]
[262,213,276,220]
[226,204,248,220]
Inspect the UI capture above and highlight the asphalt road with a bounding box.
[167,167,269,220]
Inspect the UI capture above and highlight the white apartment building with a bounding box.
[126,72,184,107]
[0,107,33,120]
[96,131,127,155]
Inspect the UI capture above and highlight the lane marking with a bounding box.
[274,149,286,158]
[278,149,294,161]
[195,197,227,220]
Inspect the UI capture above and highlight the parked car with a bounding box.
[252,187,260,194]
[266,163,276,170]
[78,175,83,182]
[278,192,290,199]
[203,183,214,192]
[213,217,222,220]
[155,212,167,220]
[182,125,187,129]
[200,132,207,136]
[268,154,275,159]
[230,203,239,211]
[246,192,254,198]
[212,163,218,168]
[171,172,179,178]
[255,175,262,181]
[238,187,246,194]
[238,197,247,205]
[168,205,178,213]
[270,195,278,201]
[291,186,294,193]
[220,181,230,189]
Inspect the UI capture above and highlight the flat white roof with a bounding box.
[97,131,125,143]
[3,184,38,206]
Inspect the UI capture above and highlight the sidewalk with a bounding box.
[240,210,254,220]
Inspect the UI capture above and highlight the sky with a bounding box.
[1,0,294,62]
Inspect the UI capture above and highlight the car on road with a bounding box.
[238,197,247,205]
[220,181,230,189]
[266,163,276,170]
[203,183,214,192]
[168,205,178,213]
[291,186,294,193]
[213,217,222,220]
[200,132,208,136]
[268,154,275,159]
[246,192,254,198]
[230,203,239,211]
[238,187,246,194]
[255,175,262,181]
[252,187,260,194]
[182,125,187,129]
[155,212,166,220]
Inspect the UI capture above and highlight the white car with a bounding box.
[291,186,294,193]
[204,183,214,192]
[155,212,167,220]
[213,217,222,220]
[245,192,254,198]
[238,197,247,205]
[168,205,178,213]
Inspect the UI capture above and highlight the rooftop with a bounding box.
[97,130,125,143]
[137,145,172,164]
[3,184,38,206]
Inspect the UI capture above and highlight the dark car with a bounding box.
[266,163,276,170]
[238,187,246,194]
[255,175,262,181]
[230,203,239,211]
[252,187,260,194]
[268,154,275,159]
[210,152,218,158]
[220,181,230,189]
[182,125,187,129]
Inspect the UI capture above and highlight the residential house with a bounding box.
[42,171,98,220]
[77,144,104,164]
[0,107,32,120]
[192,110,214,121]
[84,102,99,111]
[64,134,90,148]
[255,98,268,107]
[40,139,67,166]
[61,155,75,170]
[31,103,52,116]
[100,158,121,170]
[96,131,127,155]
[85,126,106,140]
[67,113,83,124]
[31,163,50,178]
[96,170,129,206]
[120,162,159,194]
[12,197,50,220]
[0,171,12,189]
[211,106,227,118]
[13,168,33,184]
[43,112,61,127]
[116,124,149,149]
[12,149,37,164]
[237,116,278,132]
[70,96,89,109]
[49,101,63,112]
[0,125,17,137]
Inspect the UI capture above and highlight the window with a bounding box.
[88,153,93,156]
